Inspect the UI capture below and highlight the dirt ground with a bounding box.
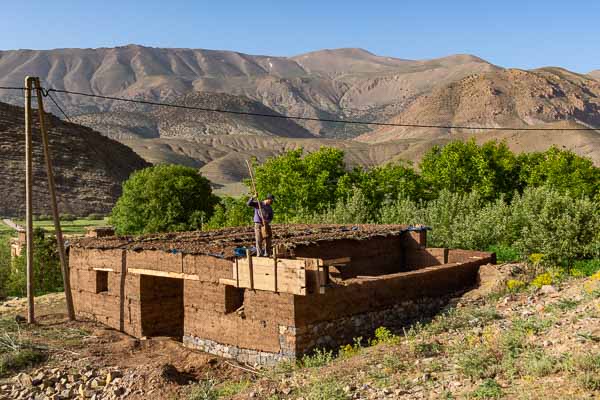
[0,294,253,399]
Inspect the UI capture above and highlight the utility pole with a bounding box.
[33,78,76,321]
[24,76,35,324]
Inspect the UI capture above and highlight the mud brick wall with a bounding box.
[291,236,406,278]
[69,248,143,337]
[295,297,449,354]
[183,280,295,353]
[293,255,493,328]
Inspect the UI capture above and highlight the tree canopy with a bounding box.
[110,164,218,234]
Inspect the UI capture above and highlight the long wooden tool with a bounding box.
[33,78,76,321]
[245,160,266,227]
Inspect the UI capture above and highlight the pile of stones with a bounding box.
[0,365,131,400]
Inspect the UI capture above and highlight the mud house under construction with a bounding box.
[70,224,495,365]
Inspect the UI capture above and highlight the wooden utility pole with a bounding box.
[33,78,76,321]
[24,76,35,324]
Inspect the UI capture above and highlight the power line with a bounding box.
[44,88,600,132]
[1,85,598,132]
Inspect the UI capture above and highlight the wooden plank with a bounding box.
[231,257,306,295]
[92,267,114,272]
[128,268,199,281]
[273,245,278,293]
[320,257,351,266]
[219,278,238,286]
[246,249,254,290]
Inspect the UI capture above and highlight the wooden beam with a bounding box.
[273,245,278,293]
[92,268,114,272]
[128,268,199,281]
[246,249,254,290]
[230,257,306,295]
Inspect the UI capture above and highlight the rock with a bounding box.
[113,387,125,396]
[540,285,558,295]
[462,263,511,301]
[17,373,33,387]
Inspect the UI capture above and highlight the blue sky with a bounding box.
[1,0,598,73]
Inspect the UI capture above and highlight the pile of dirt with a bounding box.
[72,224,411,258]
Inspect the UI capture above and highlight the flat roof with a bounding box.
[72,224,415,258]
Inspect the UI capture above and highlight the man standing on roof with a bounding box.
[247,194,274,257]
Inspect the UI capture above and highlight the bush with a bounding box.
[60,214,77,221]
[110,165,218,235]
[8,228,63,296]
[205,196,252,230]
[86,213,105,220]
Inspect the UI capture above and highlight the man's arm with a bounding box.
[247,197,258,208]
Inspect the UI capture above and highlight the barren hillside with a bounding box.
[589,70,600,80]
[71,91,314,140]
[0,101,150,217]
[357,68,600,143]
[0,45,498,138]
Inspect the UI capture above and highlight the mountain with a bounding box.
[357,67,600,143]
[0,45,498,138]
[70,91,314,140]
[0,45,598,195]
[590,70,600,81]
[0,101,150,217]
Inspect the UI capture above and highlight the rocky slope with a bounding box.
[357,67,600,143]
[0,101,150,217]
[71,91,314,141]
[589,70,600,80]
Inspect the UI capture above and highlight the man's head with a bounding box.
[264,193,275,205]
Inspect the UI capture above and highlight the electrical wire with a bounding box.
[1,85,598,132]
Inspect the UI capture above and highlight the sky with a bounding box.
[1,0,598,73]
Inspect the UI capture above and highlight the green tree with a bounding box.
[110,165,218,234]
[8,228,63,297]
[518,147,600,199]
[337,162,426,216]
[419,140,520,200]
[205,196,253,229]
[252,147,347,221]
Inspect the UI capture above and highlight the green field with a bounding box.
[3,218,108,236]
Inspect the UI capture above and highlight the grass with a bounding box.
[0,319,48,377]
[300,376,347,400]
[12,217,108,235]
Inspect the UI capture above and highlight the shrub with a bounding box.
[110,165,218,235]
[8,228,63,296]
[86,213,105,220]
[471,379,503,399]
[60,214,76,221]
[188,379,218,400]
[302,377,346,400]
[506,279,526,293]
[300,348,335,368]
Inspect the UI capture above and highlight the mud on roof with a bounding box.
[72,224,413,259]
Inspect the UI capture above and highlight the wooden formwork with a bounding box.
[219,255,351,295]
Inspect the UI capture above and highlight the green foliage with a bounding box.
[471,379,503,399]
[86,213,105,220]
[253,148,346,220]
[110,164,218,235]
[60,214,77,221]
[518,147,600,199]
[487,244,520,263]
[302,377,347,400]
[205,196,253,230]
[188,379,218,400]
[8,228,63,297]
[419,140,520,201]
[299,348,335,368]
[0,235,11,299]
